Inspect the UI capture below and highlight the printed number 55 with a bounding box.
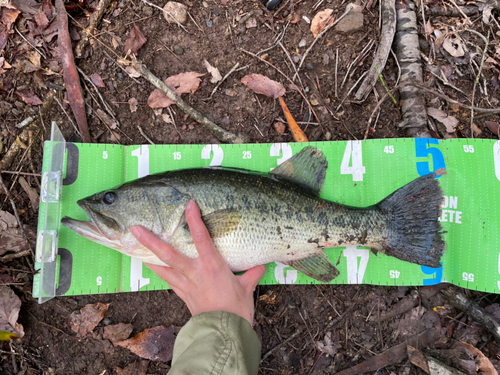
[415,139,446,178]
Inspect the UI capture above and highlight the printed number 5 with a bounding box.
[415,139,446,178]
[463,145,474,153]
[103,151,108,159]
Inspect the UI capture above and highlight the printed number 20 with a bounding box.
[415,139,446,178]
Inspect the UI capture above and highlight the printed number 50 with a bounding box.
[415,139,446,178]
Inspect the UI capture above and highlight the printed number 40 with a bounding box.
[341,141,366,181]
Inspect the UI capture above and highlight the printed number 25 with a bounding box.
[415,139,446,178]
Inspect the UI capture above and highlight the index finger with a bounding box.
[184,200,223,263]
[131,225,192,275]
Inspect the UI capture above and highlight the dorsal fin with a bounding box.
[270,146,328,196]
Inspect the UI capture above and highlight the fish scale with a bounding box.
[61,147,446,283]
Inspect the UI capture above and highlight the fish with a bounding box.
[61,146,446,283]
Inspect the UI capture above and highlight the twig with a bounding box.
[54,97,83,139]
[187,12,204,34]
[0,174,27,241]
[447,0,472,23]
[14,27,47,59]
[131,60,249,143]
[0,249,31,263]
[364,86,398,139]
[209,62,240,98]
[74,0,113,57]
[1,171,41,177]
[335,48,339,97]
[471,31,489,138]
[167,107,182,137]
[391,49,401,86]
[295,6,352,78]
[442,285,500,344]
[261,329,303,362]
[278,41,304,89]
[137,126,155,145]
[0,125,36,172]
[375,64,397,104]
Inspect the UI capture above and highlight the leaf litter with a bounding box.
[103,322,134,344]
[124,25,147,55]
[116,325,177,362]
[203,58,222,83]
[66,302,110,338]
[0,285,24,338]
[241,74,285,99]
[310,9,335,38]
[147,71,204,108]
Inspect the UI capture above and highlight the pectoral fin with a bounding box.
[203,208,242,238]
[286,251,340,283]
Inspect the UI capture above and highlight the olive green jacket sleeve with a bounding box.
[169,311,261,375]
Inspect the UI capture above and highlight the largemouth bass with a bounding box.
[61,147,445,282]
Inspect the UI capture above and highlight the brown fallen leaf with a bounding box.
[90,72,105,88]
[311,9,335,38]
[472,123,482,136]
[15,91,43,105]
[0,209,29,256]
[125,66,141,78]
[115,360,149,375]
[67,302,110,338]
[0,285,24,338]
[274,121,286,135]
[1,7,21,31]
[241,74,285,99]
[18,176,39,209]
[124,25,147,55]
[116,326,176,362]
[148,72,204,108]
[103,323,133,344]
[485,121,500,136]
[457,342,497,375]
[34,9,49,29]
[427,107,459,133]
[128,97,138,113]
[203,59,222,83]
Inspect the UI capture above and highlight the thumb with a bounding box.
[239,265,266,292]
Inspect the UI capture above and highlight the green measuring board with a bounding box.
[33,124,500,302]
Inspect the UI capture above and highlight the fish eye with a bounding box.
[103,192,115,205]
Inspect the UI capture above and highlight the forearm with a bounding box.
[169,311,261,375]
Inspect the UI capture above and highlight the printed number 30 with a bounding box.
[415,139,446,178]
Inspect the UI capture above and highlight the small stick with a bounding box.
[137,125,155,145]
[74,0,113,58]
[1,171,41,177]
[167,107,182,137]
[447,0,472,23]
[14,27,46,59]
[209,62,240,98]
[188,12,205,35]
[470,31,489,138]
[278,41,304,89]
[278,97,308,142]
[261,329,303,363]
[132,60,249,143]
[54,97,83,139]
[0,249,32,263]
[335,48,339,98]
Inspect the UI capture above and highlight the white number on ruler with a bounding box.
[275,262,297,284]
[390,270,400,279]
[242,151,252,159]
[201,144,223,166]
[341,141,366,181]
[96,276,102,285]
[173,152,182,160]
[463,145,475,153]
[103,151,108,159]
[343,246,369,284]
[270,143,293,170]
[494,141,500,182]
[130,146,150,291]
[462,272,474,282]
[384,146,394,154]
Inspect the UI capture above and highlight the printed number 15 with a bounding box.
[415,139,446,178]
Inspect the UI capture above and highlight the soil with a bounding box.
[1,0,500,373]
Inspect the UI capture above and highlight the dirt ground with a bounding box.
[1,0,500,373]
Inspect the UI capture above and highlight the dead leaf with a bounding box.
[241,74,285,99]
[116,326,176,362]
[34,9,48,29]
[427,107,459,133]
[424,20,433,35]
[112,37,120,49]
[124,66,141,78]
[0,285,24,338]
[274,121,286,135]
[0,228,29,256]
[203,59,222,83]
[457,342,497,375]
[115,360,149,375]
[1,7,20,31]
[486,121,500,136]
[245,17,257,28]
[90,73,105,88]
[11,0,39,14]
[67,302,110,338]
[443,35,465,57]
[0,210,17,230]
[26,51,41,67]
[148,72,204,109]
[472,123,482,136]
[18,176,39,209]
[103,323,133,344]
[16,91,43,105]
[290,12,301,24]
[128,97,138,113]
[317,332,340,357]
[124,25,147,55]
[161,113,173,124]
[311,9,335,38]
[0,56,11,74]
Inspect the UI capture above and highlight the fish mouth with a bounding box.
[61,200,122,248]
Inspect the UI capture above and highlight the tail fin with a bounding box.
[379,173,445,268]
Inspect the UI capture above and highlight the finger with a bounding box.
[145,263,187,290]
[131,225,192,274]
[238,265,267,292]
[184,201,221,262]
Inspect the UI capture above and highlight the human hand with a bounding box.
[130,200,266,324]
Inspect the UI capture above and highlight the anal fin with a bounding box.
[287,251,340,283]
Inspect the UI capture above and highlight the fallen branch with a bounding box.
[408,345,468,375]
[0,125,37,171]
[335,329,440,375]
[0,249,31,263]
[56,0,91,142]
[355,0,396,100]
[74,0,113,58]
[426,6,480,16]
[441,285,500,344]
[131,60,249,144]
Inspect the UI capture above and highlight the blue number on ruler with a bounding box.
[421,263,443,285]
[415,138,446,178]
